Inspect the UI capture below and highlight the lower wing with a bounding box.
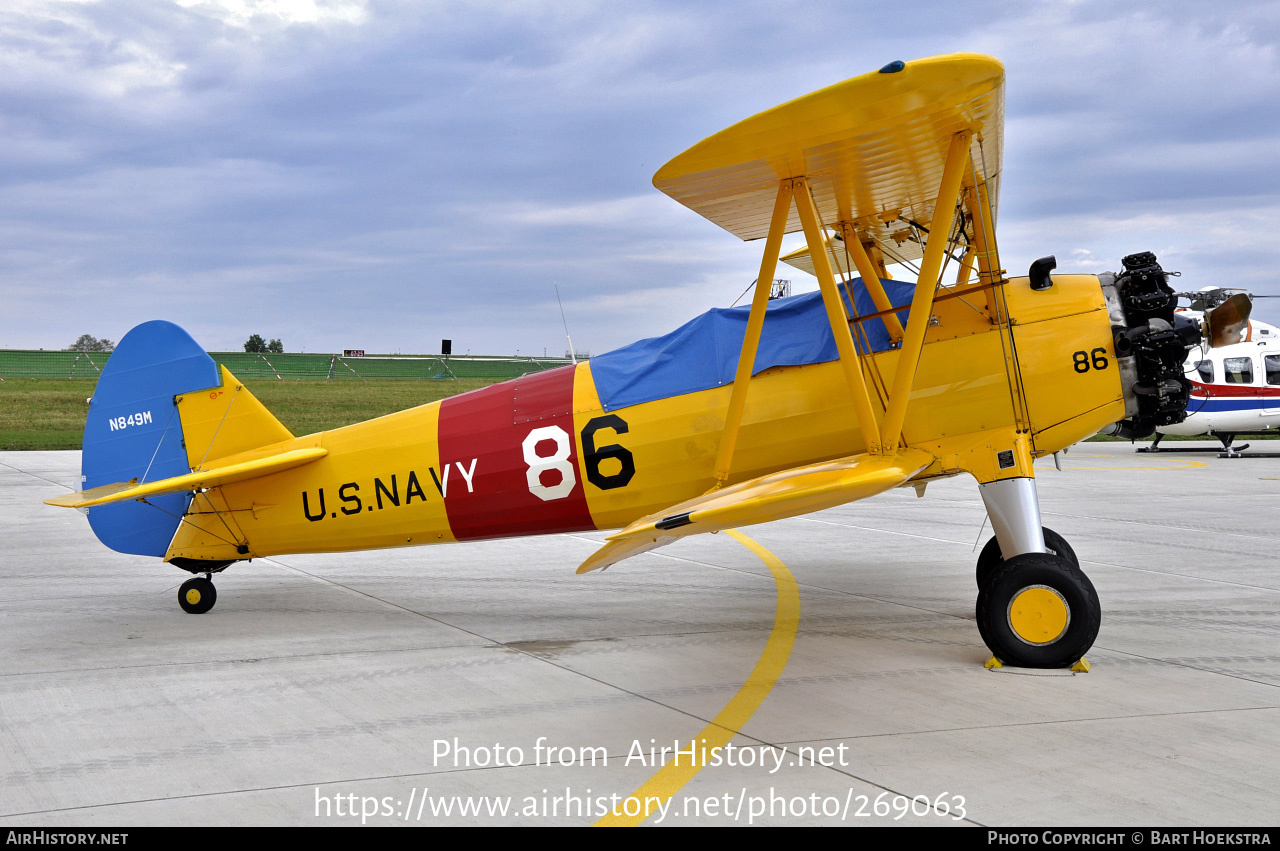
[576,448,933,573]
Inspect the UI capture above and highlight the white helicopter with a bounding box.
[1127,287,1280,456]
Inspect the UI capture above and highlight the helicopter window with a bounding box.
[1266,355,1280,386]
[1224,357,1254,384]
[1194,360,1214,382]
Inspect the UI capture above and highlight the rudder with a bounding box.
[83,321,221,556]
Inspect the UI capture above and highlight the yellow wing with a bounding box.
[44,447,327,509]
[576,449,933,573]
[652,53,1004,267]
[780,232,853,278]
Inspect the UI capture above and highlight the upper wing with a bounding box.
[651,53,1004,267]
[576,449,933,573]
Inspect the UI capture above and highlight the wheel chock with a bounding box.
[983,655,1090,673]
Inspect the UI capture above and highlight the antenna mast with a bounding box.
[555,283,577,364]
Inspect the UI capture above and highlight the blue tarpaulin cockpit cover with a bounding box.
[590,277,916,412]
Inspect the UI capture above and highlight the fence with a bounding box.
[0,350,575,382]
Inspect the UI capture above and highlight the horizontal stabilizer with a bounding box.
[576,449,932,573]
[46,447,327,509]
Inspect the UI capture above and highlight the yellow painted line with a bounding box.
[593,529,800,827]
[1063,453,1208,471]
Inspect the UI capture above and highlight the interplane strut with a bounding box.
[715,130,979,480]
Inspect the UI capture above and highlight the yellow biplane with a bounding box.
[46,54,1239,668]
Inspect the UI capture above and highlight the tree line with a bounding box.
[64,334,283,353]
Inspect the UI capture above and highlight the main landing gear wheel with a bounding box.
[976,526,1078,589]
[976,552,1100,668]
[178,577,217,614]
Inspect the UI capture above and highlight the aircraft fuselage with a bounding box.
[165,274,1124,564]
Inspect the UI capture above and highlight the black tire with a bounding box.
[976,526,1078,589]
[178,577,217,614]
[976,552,1100,668]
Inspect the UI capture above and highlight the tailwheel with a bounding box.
[976,552,1099,668]
[178,576,217,614]
[976,527,1077,589]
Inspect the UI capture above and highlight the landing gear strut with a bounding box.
[1138,432,1251,456]
[1216,433,1249,458]
[975,478,1099,667]
[178,575,217,614]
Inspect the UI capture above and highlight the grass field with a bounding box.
[0,377,502,450]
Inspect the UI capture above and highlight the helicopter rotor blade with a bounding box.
[1206,292,1253,347]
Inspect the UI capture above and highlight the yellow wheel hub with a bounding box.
[185,588,202,605]
[1007,585,1069,646]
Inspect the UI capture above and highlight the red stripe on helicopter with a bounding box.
[436,365,596,540]
[1190,381,1280,399]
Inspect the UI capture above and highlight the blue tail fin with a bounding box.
[82,321,220,556]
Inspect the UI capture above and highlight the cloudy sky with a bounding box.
[3,0,1280,357]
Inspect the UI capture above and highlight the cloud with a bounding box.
[174,0,369,28]
[3,0,1280,355]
